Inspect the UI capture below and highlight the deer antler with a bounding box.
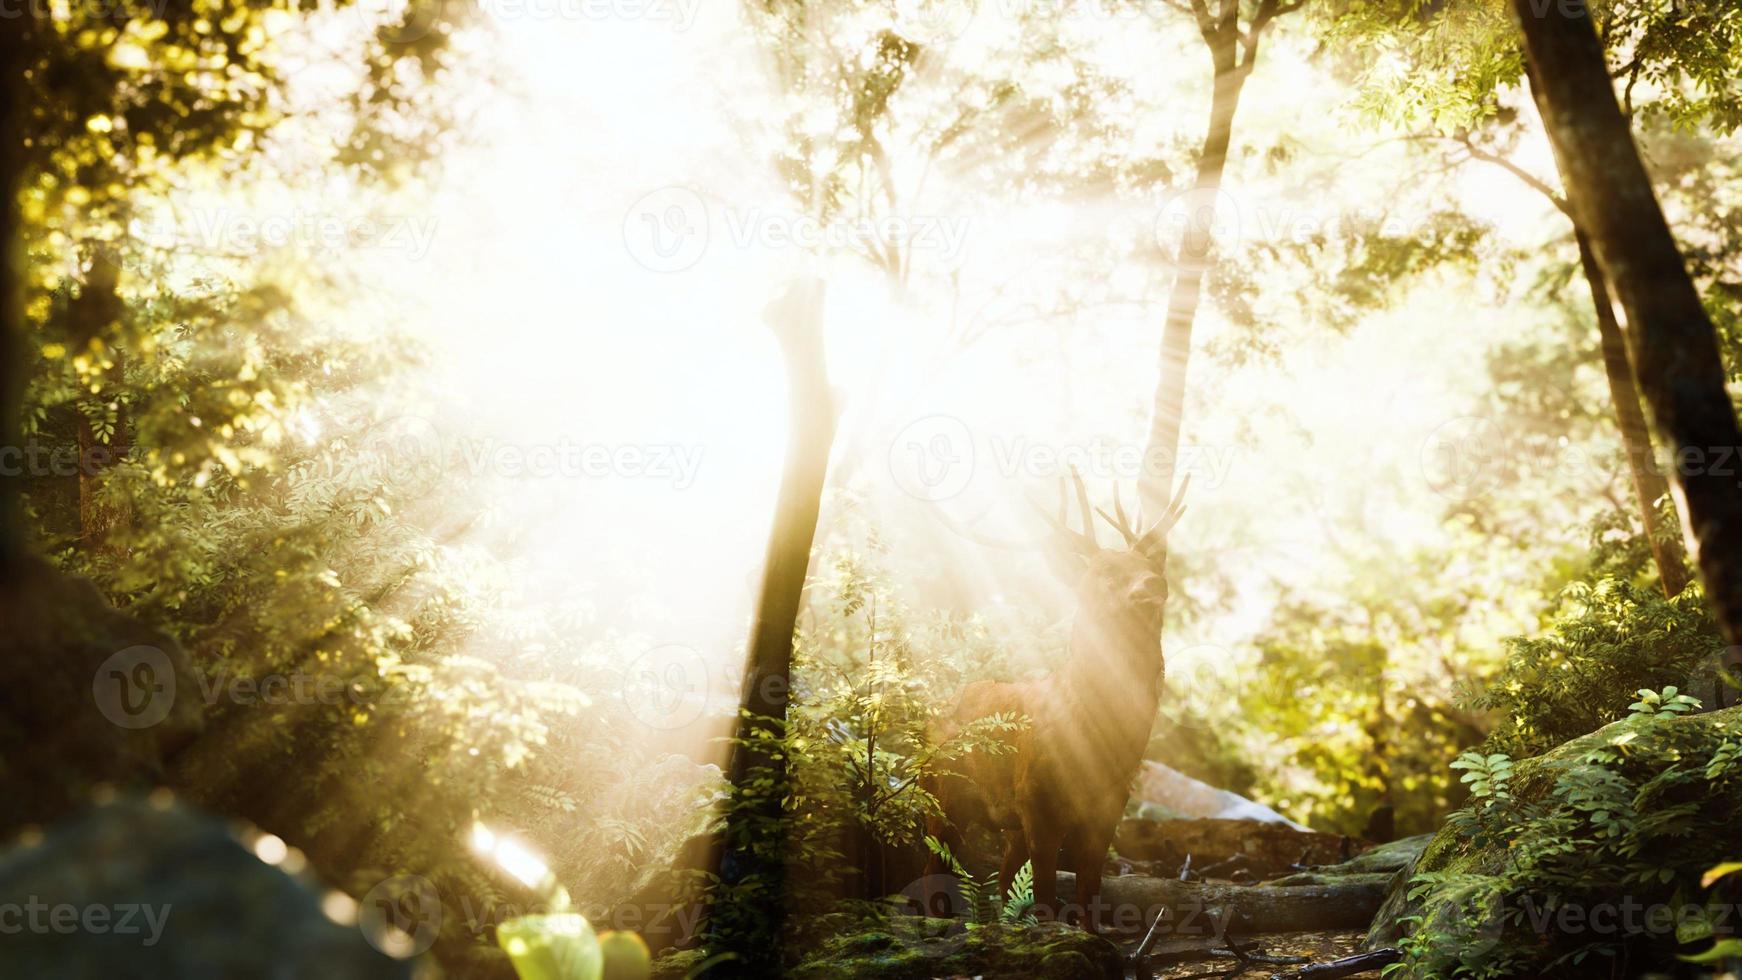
[1032,465,1100,557]
[1095,483,1141,548]
[1135,474,1190,561]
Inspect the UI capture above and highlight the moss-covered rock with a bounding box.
[1364,706,1742,977]
[787,920,1122,980]
[1327,834,1432,875]
[651,946,711,980]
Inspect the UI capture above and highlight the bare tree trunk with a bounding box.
[1143,57,1244,514]
[1513,0,1742,641]
[1140,0,1301,514]
[712,278,833,970]
[1576,228,1690,596]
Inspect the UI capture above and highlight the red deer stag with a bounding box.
[925,470,1188,929]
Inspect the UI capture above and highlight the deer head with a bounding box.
[1039,467,1189,633]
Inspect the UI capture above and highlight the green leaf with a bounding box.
[1703,862,1742,888]
[1680,938,1742,964]
[496,914,602,980]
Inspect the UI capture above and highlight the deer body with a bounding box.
[926,475,1185,929]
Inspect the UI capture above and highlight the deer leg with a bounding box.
[1066,830,1112,933]
[1024,824,1064,924]
[998,830,1029,904]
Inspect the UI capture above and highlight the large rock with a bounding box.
[0,556,203,830]
[1363,707,1742,969]
[0,795,409,978]
[1132,761,1307,828]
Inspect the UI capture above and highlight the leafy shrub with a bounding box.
[923,836,1036,927]
[1472,577,1725,758]
[1393,703,1742,979]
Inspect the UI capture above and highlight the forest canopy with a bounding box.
[1,0,1740,978]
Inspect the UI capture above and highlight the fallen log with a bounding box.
[1055,871,1388,935]
[1269,948,1401,979]
[1115,818,1359,876]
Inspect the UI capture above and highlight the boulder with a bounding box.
[1363,707,1742,974]
[0,556,204,831]
[1132,761,1307,828]
[0,794,409,979]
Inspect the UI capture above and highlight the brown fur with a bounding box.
[926,542,1173,929]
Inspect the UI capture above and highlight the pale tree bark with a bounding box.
[1142,0,1301,515]
[711,278,834,970]
[1512,0,1742,641]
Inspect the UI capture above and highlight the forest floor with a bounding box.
[1135,929,1366,979]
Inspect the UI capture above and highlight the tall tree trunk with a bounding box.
[1576,228,1690,596]
[1140,0,1302,514]
[712,278,833,971]
[1143,55,1245,514]
[1513,0,1742,642]
[0,18,27,583]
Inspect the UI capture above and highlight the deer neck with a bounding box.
[1063,607,1166,707]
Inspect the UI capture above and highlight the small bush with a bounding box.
[1472,577,1724,759]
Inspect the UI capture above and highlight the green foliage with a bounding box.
[1474,576,1724,758]
[1337,0,1742,136]
[496,914,602,980]
[697,524,1034,964]
[1628,686,1702,718]
[1450,751,1514,804]
[922,836,1036,928]
[1393,706,1742,979]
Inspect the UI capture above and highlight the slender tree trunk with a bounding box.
[1511,68,1693,597]
[1513,0,1742,642]
[1575,228,1690,596]
[1142,52,1245,514]
[713,278,833,971]
[0,19,27,583]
